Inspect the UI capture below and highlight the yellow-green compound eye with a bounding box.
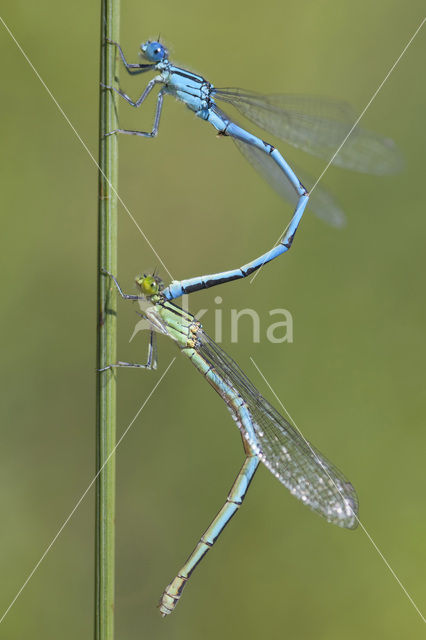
[136,275,159,296]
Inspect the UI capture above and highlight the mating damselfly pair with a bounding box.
[101,37,401,615]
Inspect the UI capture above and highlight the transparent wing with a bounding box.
[233,137,346,228]
[214,88,403,175]
[197,329,358,529]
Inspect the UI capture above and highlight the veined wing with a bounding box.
[233,136,346,228]
[214,88,402,175]
[197,328,358,529]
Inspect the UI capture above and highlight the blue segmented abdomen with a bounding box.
[188,344,258,447]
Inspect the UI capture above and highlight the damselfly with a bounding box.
[103,37,402,241]
[101,268,358,616]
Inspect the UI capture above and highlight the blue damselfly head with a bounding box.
[135,273,164,298]
[141,41,168,62]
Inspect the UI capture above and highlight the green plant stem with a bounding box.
[96,2,120,639]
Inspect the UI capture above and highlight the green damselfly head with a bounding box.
[141,40,168,63]
[135,273,164,298]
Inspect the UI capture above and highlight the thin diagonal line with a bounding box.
[0,358,176,626]
[250,356,426,624]
[310,15,426,194]
[0,15,173,282]
[250,16,425,286]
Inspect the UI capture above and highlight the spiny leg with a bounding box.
[109,91,163,137]
[99,331,157,372]
[106,39,156,75]
[100,270,158,371]
[101,78,157,108]
[159,442,259,616]
[101,268,144,301]
[102,83,164,138]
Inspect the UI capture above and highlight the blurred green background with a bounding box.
[1,1,425,638]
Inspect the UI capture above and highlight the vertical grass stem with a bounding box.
[96,2,120,638]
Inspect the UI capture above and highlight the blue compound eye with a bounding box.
[141,41,167,62]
